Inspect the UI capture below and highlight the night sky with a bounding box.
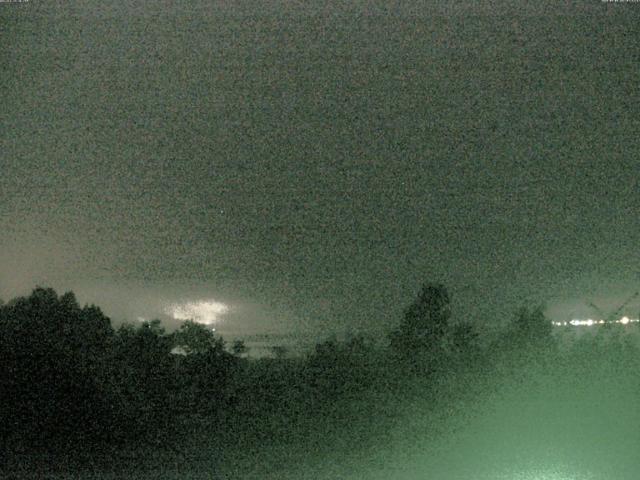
[2,1,639,340]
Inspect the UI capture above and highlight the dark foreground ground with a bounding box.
[5,355,640,480]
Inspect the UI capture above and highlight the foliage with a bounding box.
[2,282,637,478]
[389,283,452,372]
[231,339,248,356]
[510,304,553,345]
[0,288,115,453]
[0,289,241,460]
[171,320,225,355]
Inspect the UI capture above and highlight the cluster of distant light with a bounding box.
[165,300,229,325]
[552,316,640,327]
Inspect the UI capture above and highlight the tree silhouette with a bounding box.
[390,282,451,370]
[511,304,553,346]
[172,320,224,355]
[108,318,179,445]
[0,288,117,454]
[488,304,556,380]
[447,322,479,356]
[231,339,248,357]
[169,321,237,417]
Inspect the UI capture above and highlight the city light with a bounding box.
[552,317,640,327]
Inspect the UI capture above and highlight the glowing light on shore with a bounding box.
[165,300,229,325]
[552,317,640,327]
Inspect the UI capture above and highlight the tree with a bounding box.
[390,283,451,364]
[108,318,177,444]
[511,304,553,346]
[172,320,224,355]
[0,288,117,453]
[169,321,236,417]
[447,322,479,357]
[490,304,556,378]
[231,339,248,357]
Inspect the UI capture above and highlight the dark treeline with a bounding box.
[1,284,639,477]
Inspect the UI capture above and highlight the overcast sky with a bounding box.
[2,1,639,338]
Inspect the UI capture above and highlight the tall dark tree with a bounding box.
[390,283,452,367]
[108,319,178,444]
[0,288,116,455]
[172,320,225,355]
[511,304,553,346]
[170,321,236,417]
[489,304,557,380]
